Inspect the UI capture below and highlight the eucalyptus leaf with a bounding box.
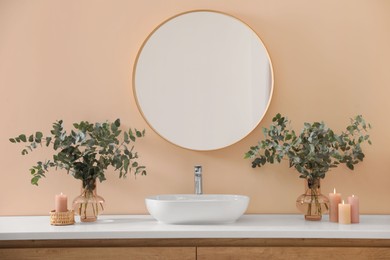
[124,131,129,144]
[129,129,136,142]
[19,134,27,142]
[35,132,43,140]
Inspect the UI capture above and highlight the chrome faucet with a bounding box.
[194,165,203,195]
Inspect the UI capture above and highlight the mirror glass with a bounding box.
[133,11,273,150]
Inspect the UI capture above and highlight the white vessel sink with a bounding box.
[145,194,250,224]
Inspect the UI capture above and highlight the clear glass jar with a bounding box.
[72,179,105,222]
[296,178,329,221]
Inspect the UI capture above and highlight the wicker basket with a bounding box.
[50,210,75,226]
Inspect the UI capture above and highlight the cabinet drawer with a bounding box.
[197,247,390,260]
[0,247,196,260]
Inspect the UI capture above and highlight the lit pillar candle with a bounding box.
[55,192,68,212]
[338,200,351,224]
[347,195,360,223]
[329,188,341,222]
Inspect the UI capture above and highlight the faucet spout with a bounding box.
[194,165,203,195]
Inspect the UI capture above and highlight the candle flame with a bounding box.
[333,188,336,194]
[342,200,345,204]
[352,194,355,197]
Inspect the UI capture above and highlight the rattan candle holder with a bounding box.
[50,210,75,226]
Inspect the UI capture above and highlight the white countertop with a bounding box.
[1,214,390,240]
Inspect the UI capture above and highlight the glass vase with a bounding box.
[72,179,105,222]
[296,178,329,221]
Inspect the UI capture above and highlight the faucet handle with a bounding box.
[194,165,202,175]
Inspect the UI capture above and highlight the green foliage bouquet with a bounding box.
[10,119,146,190]
[245,114,371,180]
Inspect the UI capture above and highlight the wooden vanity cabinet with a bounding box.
[2,238,390,260]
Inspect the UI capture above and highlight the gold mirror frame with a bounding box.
[133,10,274,151]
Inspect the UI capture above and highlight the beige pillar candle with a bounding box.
[338,200,351,224]
[329,188,341,222]
[55,192,68,212]
[347,195,360,223]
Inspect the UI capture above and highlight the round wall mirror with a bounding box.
[133,10,273,151]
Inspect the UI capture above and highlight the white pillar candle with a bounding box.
[338,200,351,224]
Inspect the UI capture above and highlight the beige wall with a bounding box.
[1,0,389,216]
